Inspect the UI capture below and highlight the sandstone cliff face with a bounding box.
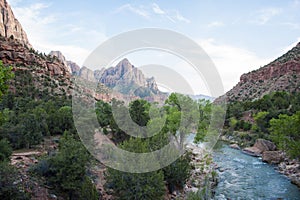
[67,60,81,75]
[78,66,96,82]
[0,36,71,95]
[49,51,72,73]
[217,42,300,102]
[99,58,159,92]
[0,37,70,77]
[0,0,32,48]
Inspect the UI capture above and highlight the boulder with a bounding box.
[262,151,284,164]
[243,139,276,157]
[230,143,240,150]
[243,147,262,157]
[253,139,276,152]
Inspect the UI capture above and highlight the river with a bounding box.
[212,141,300,200]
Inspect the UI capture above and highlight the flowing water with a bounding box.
[213,142,300,200]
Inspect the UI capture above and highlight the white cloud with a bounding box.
[152,3,165,15]
[252,8,282,25]
[207,21,225,28]
[173,11,190,23]
[115,4,149,19]
[197,39,274,92]
[115,3,190,24]
[151,3,190,23]
[9,2,107,66]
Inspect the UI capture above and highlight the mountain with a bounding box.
[0,0,31,48]
[216,42,300,102]
[76,58,166,102]
[99,58,160,96]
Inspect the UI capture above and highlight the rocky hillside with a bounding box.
[0,36,72,96]
[0,0,31,48]
[217,42,300,102]
[0,0,71,97]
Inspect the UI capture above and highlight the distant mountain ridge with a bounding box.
[216,42,300,102]
[76,58,166,101]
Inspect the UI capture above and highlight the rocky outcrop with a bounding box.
[67,61,81,75]
[243,139,276,156]
[0,36,71,96]
[49,51,72,73]
[216,42,300,102]
[0,0,32,48]
[278,159,300,188]
[262,151,284,164]
[0,37,70,77]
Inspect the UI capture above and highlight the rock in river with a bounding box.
[262,151,284,164]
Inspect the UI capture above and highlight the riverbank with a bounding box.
[221,135,300,189]
[179,143,218,199]
[213,141,300,199]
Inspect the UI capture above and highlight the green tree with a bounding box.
[47,132,95,199]
[253,111,269,133]
[270,111,300,158]
[129,99,150,126]
[163,153,191,192]
[105,138,165,200]
[195,100,212,142]
[0,61,14,98]
[0,162,30,200]
[0,139,12,162]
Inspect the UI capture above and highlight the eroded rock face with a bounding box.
[0,0,32,48]
[0,38,70,77]
[100,58,147,88]
[49,51,72,73]
[67,60,81,75]
[215,42,300,102]
[79,66,96,82]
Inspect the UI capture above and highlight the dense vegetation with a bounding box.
[225,91,300,158]
[0,61,216,199]
[0,62,97,199]
[99,94,210,199]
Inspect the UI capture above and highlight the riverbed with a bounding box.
[213,142,300,200]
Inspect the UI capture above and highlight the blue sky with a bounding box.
[7,0,300,95]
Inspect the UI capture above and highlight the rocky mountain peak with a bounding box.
[114,58,134,76]
[99,59,149,88]
[0,0,32,48]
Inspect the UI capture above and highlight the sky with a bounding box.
[7,0,300,96]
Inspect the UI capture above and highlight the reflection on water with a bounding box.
[213,141,300,200]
